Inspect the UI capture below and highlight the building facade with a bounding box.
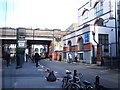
[63,0,120,64]
[49,29,66,60]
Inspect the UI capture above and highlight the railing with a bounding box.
[93,42,120,69]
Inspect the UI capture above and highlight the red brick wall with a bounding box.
[84,43,92,51]
[72,45,78,51]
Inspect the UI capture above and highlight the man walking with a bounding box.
[34,52,40,67]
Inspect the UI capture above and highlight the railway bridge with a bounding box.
[0,27,62,58]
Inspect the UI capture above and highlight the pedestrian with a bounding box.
[49,55,52,61]
[25,49,29,62]
[5,52,10,67]
[59,54,62,61]
[34,52,40,67]
[75,55,78,62]
[68,54,72,63]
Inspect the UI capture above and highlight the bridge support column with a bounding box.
[16,28,26,69]
[0,40,2,60]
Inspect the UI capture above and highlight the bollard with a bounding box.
[73,70,77,83]
[74,70,77,76]
[95,75,100,89]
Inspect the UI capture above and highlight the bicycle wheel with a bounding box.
[62,77,68,88]
[66,83,81,90]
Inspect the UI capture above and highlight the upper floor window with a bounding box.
[94,18,104,26]
[68,40,72,51]
[82,9,89,21]
[83,11,88,20]
[94,1,103,17]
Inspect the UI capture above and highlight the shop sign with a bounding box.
[84,33,89,43]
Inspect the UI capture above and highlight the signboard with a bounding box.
[18,40,26,48]
[84,33,89,43]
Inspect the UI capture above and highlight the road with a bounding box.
[2,59,120,89]
[40,60,119,89]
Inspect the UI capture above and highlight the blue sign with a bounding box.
[84,33,89,43]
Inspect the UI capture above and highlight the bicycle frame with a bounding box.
[62,70,73,88]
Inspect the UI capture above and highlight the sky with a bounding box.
[0,0,86,31]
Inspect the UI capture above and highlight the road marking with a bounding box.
[38,69,43,71]
[100,70,109,73]
[14,82,17,88]
[55,71,58,74]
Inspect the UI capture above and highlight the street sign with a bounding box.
[18,40,26,48]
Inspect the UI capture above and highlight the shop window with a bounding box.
[78,53,83,60]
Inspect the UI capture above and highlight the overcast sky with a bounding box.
[0,0,86,31]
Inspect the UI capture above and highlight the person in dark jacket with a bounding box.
[75,55,78,62]
[5,52,10,67]
[34,52,40,67]
[59,54,62,61]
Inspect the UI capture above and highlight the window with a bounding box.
[118,15,120,27]
[94,18,104,26]
[82,9,88,21]
[99,34,109,52]
[35,48,39,52]
[78,53,83,60]
[82,11,88,20]
[94,1,103,17]
[78,38,84,51]
[68,41,72,51]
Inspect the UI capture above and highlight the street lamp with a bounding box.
[33,28,38,54]
[52,29,54,52]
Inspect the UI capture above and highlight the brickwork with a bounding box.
[84,43,92,51]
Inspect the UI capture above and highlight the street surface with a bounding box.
[2,59,120,89]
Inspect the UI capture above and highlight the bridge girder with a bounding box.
[2,39,52,46]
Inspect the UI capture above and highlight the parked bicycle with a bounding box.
[62,70,84,89]
[62,70,73,88]
[62,70,104,90]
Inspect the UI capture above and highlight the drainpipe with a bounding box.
[93,25,101,65]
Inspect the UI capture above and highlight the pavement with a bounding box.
[2,59,120,89]
[2,60,62,89]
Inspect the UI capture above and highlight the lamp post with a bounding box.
[107,0,118,56]
[51,29,60,60]
[93,25,101,65]
[114,0,118,57]
[51,29,55,61]
[33,29,37,54]
[52,29,54,53]
[33,29,35,53]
